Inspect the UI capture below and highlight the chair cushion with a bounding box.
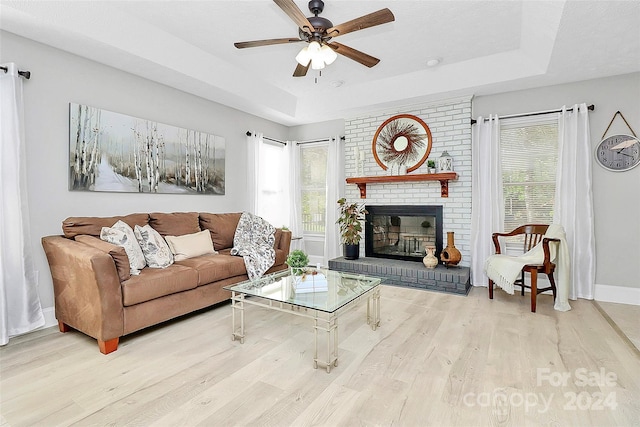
[199,212,241,250]
[121,264,198,306]
[175,251,247,285]
[149,212,200,236]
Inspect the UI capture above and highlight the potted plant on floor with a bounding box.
[337,197,368,260]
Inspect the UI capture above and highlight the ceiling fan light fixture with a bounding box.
[311,56,325,70]
[295,47,312,66]
[321,44,337,65]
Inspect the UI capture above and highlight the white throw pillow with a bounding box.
[165,230,217,261]
[134,224,174,268]
[100,220,146,275]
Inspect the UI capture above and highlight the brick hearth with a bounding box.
[329,257,471,295]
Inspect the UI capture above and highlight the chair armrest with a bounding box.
[491,232,509,254]
[542,237,560,268]
[41,235,124,342]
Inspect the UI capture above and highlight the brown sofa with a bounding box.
[41,212,291,354]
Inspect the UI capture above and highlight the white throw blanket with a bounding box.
[230,212,276,281]
[484,224,571,311]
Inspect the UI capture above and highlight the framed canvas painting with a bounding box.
[69,103,225,194]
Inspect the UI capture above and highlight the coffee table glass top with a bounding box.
[224,268,381,313]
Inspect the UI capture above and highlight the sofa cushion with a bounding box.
[121,264,198,306]
[134,224,174,268]
[100,220,147,275]
[274,228,282,250]
[149,212,200,236]
[199,212,241,250]
[175,251,247,285]
[62,214,149,238]
[274,248,286,267]
[74,235,131,282]
[165,230,217,261]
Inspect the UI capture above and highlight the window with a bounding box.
[300,143,328,234]
[500,116,558,234]
[257,141,288,227]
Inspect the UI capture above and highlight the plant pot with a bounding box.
[344,243,360,260]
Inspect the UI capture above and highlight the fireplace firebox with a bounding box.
[365,205,443,262]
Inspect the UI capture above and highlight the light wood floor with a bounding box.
[595,301,640,352]
[1,286,639,427]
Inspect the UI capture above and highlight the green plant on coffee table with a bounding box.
[337,197,368,245]
[286,249,309,275]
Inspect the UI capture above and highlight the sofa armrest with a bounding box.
[41,236,124,343]
[278,229,292,255]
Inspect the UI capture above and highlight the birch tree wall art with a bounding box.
[69,103,225,194]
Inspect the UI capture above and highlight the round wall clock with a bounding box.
[594,134,640,172]
[372,114,432,172]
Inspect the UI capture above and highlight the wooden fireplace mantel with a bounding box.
[346,172,458,198]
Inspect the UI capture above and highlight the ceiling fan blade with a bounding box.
[326,8,395,38]
[234,38,302,49]
[327,42,380,68]
[293,62,310,77]
[273,0,315,34]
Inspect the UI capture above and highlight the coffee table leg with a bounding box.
[313,315,338,373]
[231,291,245,344]
[367,288,381,331]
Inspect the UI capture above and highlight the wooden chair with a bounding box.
[488,224,560,312]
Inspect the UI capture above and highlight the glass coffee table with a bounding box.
[224,268,382,373]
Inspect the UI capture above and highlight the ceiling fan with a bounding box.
[234,0,395,77]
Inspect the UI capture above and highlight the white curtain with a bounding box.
[0,63,45,345]
[323,136,345,266]
[471,115,504,287]
[246,131,262,214]
[287,141,304,251]
[555,104,596,300]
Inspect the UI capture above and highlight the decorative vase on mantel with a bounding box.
[423,247,438,269]
[441,232,462,267]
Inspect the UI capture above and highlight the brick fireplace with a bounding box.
[329,96,472,295]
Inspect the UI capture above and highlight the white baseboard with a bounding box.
[594,284,640,306]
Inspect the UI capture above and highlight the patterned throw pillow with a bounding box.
[100,220,146,275]
[134,225,174,268]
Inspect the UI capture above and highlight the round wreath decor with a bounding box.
[372,114,432,172]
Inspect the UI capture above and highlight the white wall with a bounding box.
[474,73,640,302]
[1,31,289,320]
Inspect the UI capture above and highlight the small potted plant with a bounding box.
[427,160,436,173]
[286,249,309,275]
[337,197,368,260]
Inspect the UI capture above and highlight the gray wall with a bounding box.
[474,72,640,292]
[1,31,289,315]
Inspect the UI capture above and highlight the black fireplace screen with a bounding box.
[365,205,443,262]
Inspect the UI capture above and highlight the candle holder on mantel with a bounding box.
[441,231,461,267]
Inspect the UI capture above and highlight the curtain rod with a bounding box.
[0,66,31,80]
[245,131,345,145]
[245,131,286,145]
[470,104,594,125]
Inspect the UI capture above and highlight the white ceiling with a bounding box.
[2,0,639,126]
